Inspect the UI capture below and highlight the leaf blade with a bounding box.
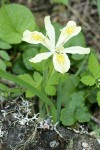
[0,4,36,44]
[88,53,100,79]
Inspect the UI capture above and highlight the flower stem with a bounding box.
[39,63,49,118]
[56,78,62,122]
[84,86,97,100]
[75,55,88,76]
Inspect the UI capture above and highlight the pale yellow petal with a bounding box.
[29,52,52,63]
[53,53,70,74]
[22,30,51,50]
[22,30,44,44]
[64,46,90,54]
[56,21,81,47]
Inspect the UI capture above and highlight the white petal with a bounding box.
[22,30,44,44]
[22,30,51,50]
[44,16,55,51]
[64,46,90,54]
[53,53,70,74]
[29,52,52,63]
[56,21,81,47]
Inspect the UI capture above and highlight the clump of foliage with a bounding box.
[0,3,100,129]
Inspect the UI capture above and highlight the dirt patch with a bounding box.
[0,98,100,150]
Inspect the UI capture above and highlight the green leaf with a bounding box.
[65,32,86,47]
[81,75,95,86]
[19,73,43,98]
[0,39,11,49]
[19,74,35,85]
[88,53,100,79]
[33,71,43,83]
[51,0,69,5]
[61,75,80,104]
[0,50,10,61]
[48,71,60,85]
[18,42,39,52]
[60,92,91,125]
[45,85,56,96]
[48,71,68,85]
[60,108,75,126]
[75,107,91,122]
[53,23,62,42]
[0,4,36,44]
[0,83,8,91]
[72,54,85,60]
[22,48,38,70]
[0,59,6,70]
[22,47,45,72]
[8,88,22,98]
[97,91,100,106]
[19,74,35,97]
[12,58,28,74]
[25,90,34,98]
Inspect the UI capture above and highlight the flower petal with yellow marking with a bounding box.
[56,21,81,47]
[53,53,70,74]
[22,30,44,44]
[22,30,51,49]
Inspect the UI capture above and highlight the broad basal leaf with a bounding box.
[0,39,11,49]
[0,4,36,44]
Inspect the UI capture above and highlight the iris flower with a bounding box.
[22,16,90,74]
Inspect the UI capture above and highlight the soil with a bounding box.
[0,0,100,149]
[0,98,100,150]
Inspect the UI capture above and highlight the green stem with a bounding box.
[0,69,56,121]
[84,86,97,100]
[75,55,88,76]
[39,100,46,118]
[42,68,48,89]
[39,64,48,118]
[56,78,62,122]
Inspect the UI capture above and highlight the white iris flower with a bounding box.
[22,16,90,74]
